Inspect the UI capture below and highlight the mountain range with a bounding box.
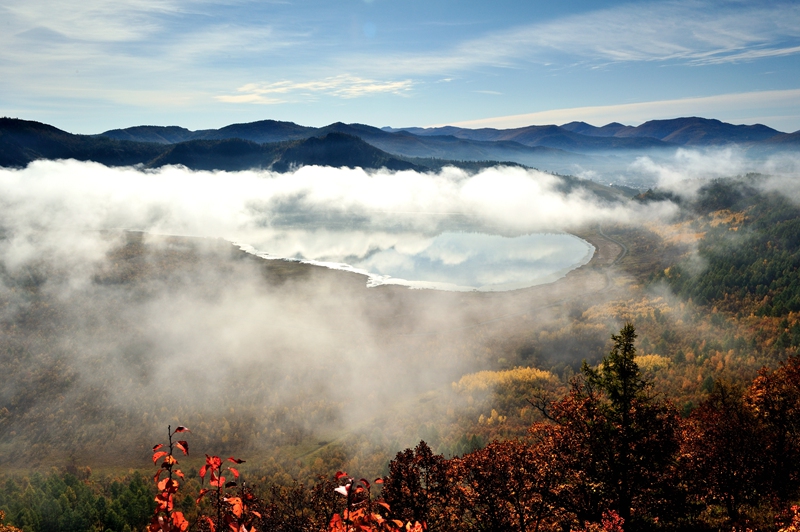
[1,116,797,173]
[390,117,791,148]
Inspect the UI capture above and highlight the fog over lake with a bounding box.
[238,228,595,292]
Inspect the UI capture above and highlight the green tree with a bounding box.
[541,324,683,530]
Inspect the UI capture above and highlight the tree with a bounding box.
[457,438,569,532]
[681,382,765,527]
[381,441,456,530]
[747,355,800,503]
[535,324,682,531]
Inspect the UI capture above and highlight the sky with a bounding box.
[2,0,800,134]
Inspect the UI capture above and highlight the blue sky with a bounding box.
[2,0,800,133]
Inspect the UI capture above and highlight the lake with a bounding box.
[237,229,594,292]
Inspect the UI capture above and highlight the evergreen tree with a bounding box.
[541,324,682,530]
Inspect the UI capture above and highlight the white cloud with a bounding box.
[2,0,180,42]
[630,147,750,197]
[0,161,669,249]
[353,1,800,76]
[217,75,414,104]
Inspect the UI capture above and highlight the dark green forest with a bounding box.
[653,175,800,317]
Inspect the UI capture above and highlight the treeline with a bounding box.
[6,325,800,531]
[0,471,153,532]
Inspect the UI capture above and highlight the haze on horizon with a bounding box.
[1,0,800,134]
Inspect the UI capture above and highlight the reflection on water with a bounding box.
[239,230,594,292]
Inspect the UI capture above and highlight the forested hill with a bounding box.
[0,118,455,172]
[646,175,800,318]
[387,116,795,147]
[6,115,800,174]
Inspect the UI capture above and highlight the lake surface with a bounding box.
[238,229,595,292]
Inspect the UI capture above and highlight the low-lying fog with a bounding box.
[2,148,799,462]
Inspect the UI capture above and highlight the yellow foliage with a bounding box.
[582,296,672,324]
[453,367,556,394]
[644,220,704,245]
[708,209,747,229]
[636,354,670,372]
[0,511,21,532]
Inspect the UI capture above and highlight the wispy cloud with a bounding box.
[2,0,181,42]
[217,75,414,104]
[355,1,800,76]
[696,45,800,65]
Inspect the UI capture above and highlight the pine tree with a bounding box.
[541,324,682,530]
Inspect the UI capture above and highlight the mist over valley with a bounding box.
[2,116,800,480]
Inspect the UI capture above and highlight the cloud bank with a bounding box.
[0,161,668,256]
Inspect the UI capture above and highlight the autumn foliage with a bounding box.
[7,325,800,532]
[90,324,800,532]
[146,425,424,532]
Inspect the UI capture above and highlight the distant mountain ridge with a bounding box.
[102,119,315,145]
[2,115,798,174]
[0,118,516,172]
[103,116,794,154]
[390,117,787,148]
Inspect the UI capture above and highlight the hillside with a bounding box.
[391,116,794,149]
[102,119,317,145]
[7,116,799,179]
[387,123,673,151]
[0,118,473,172]
[0,118,167,167]
[270,132,420,172]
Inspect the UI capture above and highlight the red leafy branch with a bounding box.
[149,425,190,532]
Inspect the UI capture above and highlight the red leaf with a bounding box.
[199,465,208,479]
[228,467,239,479]
[155,493,174,512]
[152,451,168,464]
[374,478,384,484]
[251,511,262,519]
[158,478,179,493]
[173,426,191,433]
[171,511,189,532]
[210,476,226,488]
[335,471,348,480]
[174,470,185,479]
[162,455,177,466]
[377,501,390,511]
[202,516,216,532]
[153,470,163,484]
[153,444,163,452]
[196,488,210,504]
[227,457,245,464]
[226,497,243,518]
[176,440,189,455]
[360,478,370,490]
